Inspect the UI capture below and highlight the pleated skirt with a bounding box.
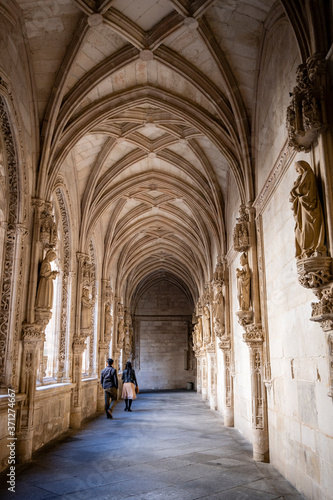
[122,382,137,400]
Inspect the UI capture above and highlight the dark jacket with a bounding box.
[100,366,118,389]
[122,368,137,386]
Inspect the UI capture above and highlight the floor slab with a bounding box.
[0,391,306,500]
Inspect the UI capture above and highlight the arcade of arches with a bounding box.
[0,1,332,498]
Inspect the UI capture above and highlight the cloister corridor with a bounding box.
[0,391,305,500]
[0,1,333,498]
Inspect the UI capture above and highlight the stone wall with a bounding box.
[134,280,194,390]
[262,162,332,498]
[33,384,72,452]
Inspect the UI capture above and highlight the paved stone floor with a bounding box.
[0,391,306,499]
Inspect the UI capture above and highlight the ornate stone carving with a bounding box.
[39,204,57,248]
[192,315,203,355]
[297,256,331,289]
[202,305,211,344]
[290,161,326,261]
[286,55,327,152]
[212,280,224,339]
[243,323,264,346]
[80,287,92,337]
[0,96,19,380]
[251,349,264,429]
[21,323,44,343]
[55,187,70,379]
[236,252,251,311]
[310,284,333,331]
[233,205,250,252]
[35,249,58,310]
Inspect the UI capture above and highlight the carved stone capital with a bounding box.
[243,323,264,346]
[21,323,44,343]
[310,284,333,331]
[219,337,231,350]
[72,336,86,352]
[297,256,331,289]
[99,342,109,351]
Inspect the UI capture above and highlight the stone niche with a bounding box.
[134,280,194,390]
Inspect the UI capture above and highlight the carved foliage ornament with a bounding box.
[286,55,327,152]
[243,323,264,346]
[0,96,19,378]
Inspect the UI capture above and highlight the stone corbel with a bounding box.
[297,256,332,289]
[286,54,328,152]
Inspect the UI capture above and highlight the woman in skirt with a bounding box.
[122,361,138,411]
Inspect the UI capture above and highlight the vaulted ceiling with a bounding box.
[17,0,277,305]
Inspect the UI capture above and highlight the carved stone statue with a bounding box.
[236,252,251,311]
[289,161,326,259]
[202,306,211,343]
[81,287,92,330]
[104,304,112,341]
[117,317,124,346]
[35,249,58,309]
[213,282,224,336]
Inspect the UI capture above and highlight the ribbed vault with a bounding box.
[15,0,291,301]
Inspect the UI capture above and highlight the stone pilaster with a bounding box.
[16,324,44,462]
[70,337,86,429]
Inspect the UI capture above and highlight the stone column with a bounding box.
[201,355,208,401]
[220,339,234,427]
[196,356,202,393]
[207,347,217,410]
[243,325,269,462]
[16,324,44,462]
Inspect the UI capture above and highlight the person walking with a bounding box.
[100,358,118,419]
[122,361,138,412]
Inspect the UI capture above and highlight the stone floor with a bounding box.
[0,391,306,499]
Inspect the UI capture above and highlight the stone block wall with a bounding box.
[262,163,332,498]
[134,280,194,390]
[33,384,72,452]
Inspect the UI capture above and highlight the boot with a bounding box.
[124,399,129,411]
[128,399,132,412]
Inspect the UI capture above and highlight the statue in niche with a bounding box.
[35,249,58,309]
[104,304,112,340]
[81,287,92,330]
[117,317,125,346]
[213,283,224,334]
[236,252,251,311]
[202,306,211,343]
[290,161,326,259]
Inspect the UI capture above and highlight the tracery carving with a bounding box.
[55,187,70,378]
[251,349,264,429]
[0,96,19,379]
[286,55,327,152]
[243,323,264,346]
[89,240,96,375]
